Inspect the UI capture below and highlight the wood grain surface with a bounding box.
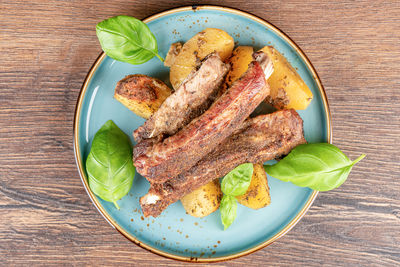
[1,0,399,266]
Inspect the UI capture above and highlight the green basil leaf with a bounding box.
[264,143,365,191]
[86,120,135,209]
[221,163,253,196]
[96,15,163,65]
[220,195,237,230]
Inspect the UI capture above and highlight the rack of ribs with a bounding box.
[140,109,306,217]
[134,52,274,183]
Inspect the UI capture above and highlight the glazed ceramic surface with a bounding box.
[74,6,330,262]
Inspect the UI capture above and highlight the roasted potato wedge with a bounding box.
[169,28,234,89]
[236,164,271,209]
[164,42,182,67]
[222,46,254,94]
[259,46,313,110]
[181,180,222,218]
[114,74,172,119]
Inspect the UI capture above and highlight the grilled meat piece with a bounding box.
[133,53,229,142]
[140,109,306,217]
[134,52,273,183]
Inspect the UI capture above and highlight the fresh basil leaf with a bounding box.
[220,195,237,230]
[96,15,163,65]
[221,163,253,196]
[219,163,253,230]
[86,120,135,209]
[264,143,365,191]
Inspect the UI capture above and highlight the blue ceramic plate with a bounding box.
[74,6,331,262]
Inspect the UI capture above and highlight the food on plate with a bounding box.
[134,52,273,183]
[91,17,365,228]
[86,120,135,209]
[114,74,172,119]
[260,46,313,110]
[114,68,225,216]
[169,28,234,89]
[140,109,306,217]
[164,42,182,67]
[133,53,229,142]
[222,46,254,94]
[181,180,222,218]
[236,164,271,209]
[265,143,366,191]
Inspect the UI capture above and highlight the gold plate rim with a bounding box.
[73,5,332,263]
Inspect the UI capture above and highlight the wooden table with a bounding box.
[1,1,399,266]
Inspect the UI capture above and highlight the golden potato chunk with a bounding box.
[181,180,222,218]
[236,164,271,209]
[169,28,234,89]
[114,74,172,119]
[164,42,182,67]
[259,46,313,110]
[222,46,254,94]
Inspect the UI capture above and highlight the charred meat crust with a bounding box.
[134,59,269,183]
[140,109,306,217]
[133,53,229,142]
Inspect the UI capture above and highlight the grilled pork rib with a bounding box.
[134,52,274,183]
[133,53,229,142]
[140,109,306,217]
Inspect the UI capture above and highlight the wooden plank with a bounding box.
[0,0,399,266]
